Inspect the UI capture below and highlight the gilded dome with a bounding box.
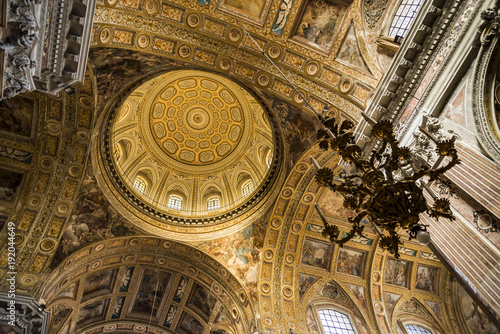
[94,70,283,239]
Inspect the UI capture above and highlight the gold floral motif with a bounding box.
[113,30,133,44]
[234,64,255,79]
[283,52,305,69]
[272,80,292,97]
[29,255,48,272]
[118,0,140,9]
[194,50,216,65]
[153,38,174,52]
[161,4,183,21]
[203,19,225,36]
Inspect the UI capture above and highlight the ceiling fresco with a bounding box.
[0,0,496,333]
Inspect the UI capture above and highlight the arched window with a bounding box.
[133,177,146,194]
[266,151,273,167]
[167,195,183,210]
[405,324,432,334]
[318,309,355,334]
[207,197,220,210]
[242,180,254,197]
[389,0,423,39]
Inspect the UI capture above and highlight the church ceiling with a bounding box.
[90,0,385,122]
[0,0,493,333]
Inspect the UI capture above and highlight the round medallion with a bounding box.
[20,274,37,287]
[261,282,271,294]
[79,96,92,107]
[228,27,242,42]
[271,217,282,228]
[219,267,228,278]
[339,77,354,94]
[239,291,246,302]
[257,73,270,87]
[285,253,295,264]
[134,325,146,332]
[281,188,292,198]
[124,255,135,263]
[178,44,192,58]
[163,241,172,248]
[186,108,210,130]
[40,239,55,252]
[372,271,381,283]
[219,58,232,71]
[187,267,197,276]
[303,193,314,203]
[137,34,151,48]
[76,130,90,141]
[296,162,308,171]
[157,257,167,265]
[144,0,158,14]
[264,317,273,326]
[99,27,112,44]
[292,222,302,233]
[268,45,281,59]
[57,202,70,214]
[212,282,221,294]
[263,249,274,261]
[91,261,102,270]
[294,91,305,104]
[287,321,297,330]
[306,61,319,76]
[46,121,61,134]
[95,243,105,252]
[104,325,117,332]
[28,195,41,208]
[192,250,203,260]
[40,157,53,170]
[186,13,201,28]
[69,165,82,178]
[374,301,384,314]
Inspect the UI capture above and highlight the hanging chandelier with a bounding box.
[311,112,461,258]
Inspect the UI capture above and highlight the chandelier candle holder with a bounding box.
[310,113,461,258]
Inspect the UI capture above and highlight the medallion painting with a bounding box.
[292,0,348,53]
[336,23,369,72]
[415,265,440,293]
[218,0,272,25]
[187,283,218,321]
[336,247,366,277]
[301,237,333,270]
[178,311,205,334]
[0,95,34,137]
[0,168,24,204]
[82,269,117,301]
[132,269,171,316]
[384,258,410,288]
[298,273,319,298]
[77,299,109,326]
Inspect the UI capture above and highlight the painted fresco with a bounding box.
[316,187,355,220]
[459,286,498,333]
[111,296,125,319]
[425,301,444,323]
[178,312,205,334]
[194,211,267,303]
[164,304,178,327]
[301,237,333,270]
[119,267,135,292]
[89,48,186,111]
[337,23,369,72]
[132,269,171,315]
[346,284,366,310]
[222,0,267,17]
[264,92,320,164]
[215,306,232,325]
[50,161,137,269]
[306,306,320,334]
[298,273,319,298]
[49,304,72,334]
[174,276,189,302]
[0,95,34,136]
[272,0,294,35]
[415,265,439,293]
[77,299,108,326]
[56,282,78,300]
[292,0,346,53]
[0,168,24,204]
[82,269,117,301]
[384,292,402,320]
[336,248,366,277]
[384,258,410,288]
[188,283,217,320]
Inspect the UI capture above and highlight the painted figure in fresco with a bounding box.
[300,0,340,47]
[306,309,320,334]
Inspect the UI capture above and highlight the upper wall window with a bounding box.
[389,0,422,39]
[406,324,432,334]
[167,195,183,210]
[242,180,254,197]
[133,177,146,194]
[318,309,355,334]
[207,197,221,210]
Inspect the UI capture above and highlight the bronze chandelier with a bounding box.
[312,114,461,258]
